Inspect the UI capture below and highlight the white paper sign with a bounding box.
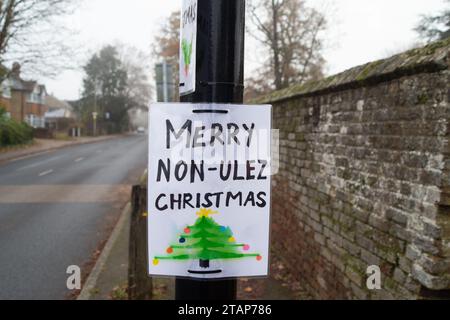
[179,0,197,96]
[148,103,272,279]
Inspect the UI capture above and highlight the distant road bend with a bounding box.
[0,134,148,300]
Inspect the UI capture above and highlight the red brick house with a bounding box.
[0,63,48,128]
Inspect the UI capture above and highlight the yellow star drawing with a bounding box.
[196,208,218,217]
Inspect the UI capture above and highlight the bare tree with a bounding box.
[244,71,275,102]
[152,10,180,101]
[415,0,450,43]
[0,0,81,77]
[246,0,327,97]
[154,11,180,65]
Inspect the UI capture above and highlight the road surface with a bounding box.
[0,134,148,300]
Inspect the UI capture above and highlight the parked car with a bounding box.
[137,127,146,134]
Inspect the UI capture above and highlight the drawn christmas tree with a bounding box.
[181,37,193,76]
[153,208,262,274]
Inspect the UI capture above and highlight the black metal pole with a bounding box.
[177,0,245,300]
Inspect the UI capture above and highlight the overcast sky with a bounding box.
[41,0,447,101]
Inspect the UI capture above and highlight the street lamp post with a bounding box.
[177,0,246,300]
[93,112,97,137]
[93,80,98,137]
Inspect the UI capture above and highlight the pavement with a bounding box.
[0,134,148,300]
[78,203,132,300]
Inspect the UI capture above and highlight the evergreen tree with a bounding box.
[82,45,129,133]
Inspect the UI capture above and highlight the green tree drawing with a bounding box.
[181,37,193,76]
[153,208,262,271]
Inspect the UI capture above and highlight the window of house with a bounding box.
[25,114,33,125]
[28,93,35,103]
[2,81,11,98]
[25,114,45,128]
[27,87,43,104]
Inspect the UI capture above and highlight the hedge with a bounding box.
[0,108,34,147]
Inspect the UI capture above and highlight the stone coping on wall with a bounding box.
[252,38,450,105]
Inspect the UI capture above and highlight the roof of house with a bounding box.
[7,77,29,91]
[45,109,70,119]
[2,63,46,94]
[45,95,73,111]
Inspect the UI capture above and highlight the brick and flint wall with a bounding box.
[254,39,450,299]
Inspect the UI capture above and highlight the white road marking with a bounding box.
[75,157,85,163]
[38,170,54,177]
[17,156,63,171]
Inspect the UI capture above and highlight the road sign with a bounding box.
[179,0,198,96]
[155,61,175,102]
[92,112,98,120]
[148,103,272,279]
